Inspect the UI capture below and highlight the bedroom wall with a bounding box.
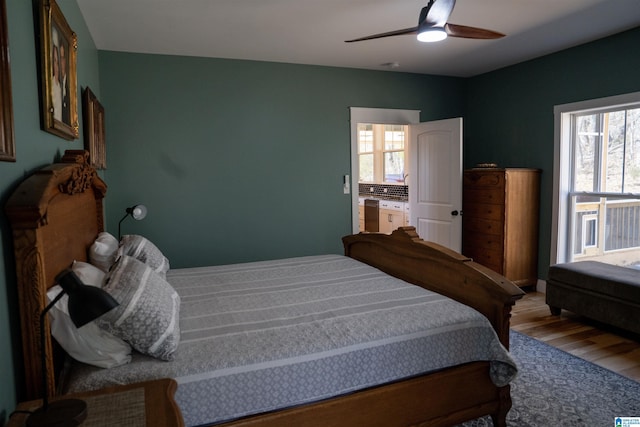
[101,26,640,279]
[98,52,466,268]
[1,1,637,422]
[0,0,100,422]
[465,26,640,279]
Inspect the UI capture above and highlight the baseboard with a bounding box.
[536,279,546,294]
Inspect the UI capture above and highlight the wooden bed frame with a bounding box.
[6,151,525,427]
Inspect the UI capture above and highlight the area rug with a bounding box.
[460,330,640,426]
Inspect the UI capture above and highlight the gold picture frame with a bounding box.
[0,0,15,161]
[83,87,106,169]
[39,0,78,140]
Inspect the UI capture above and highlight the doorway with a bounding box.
[349,108,420,234]
[349,108,464,251]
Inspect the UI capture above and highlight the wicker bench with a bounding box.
[546,261,640,335]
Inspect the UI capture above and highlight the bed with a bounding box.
[6,150,525,427]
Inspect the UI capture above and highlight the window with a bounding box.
[357,123,407,183]
[555,95,640,266]
[358,124,374,182]
[384,124,405,183]
[573,110,640,194]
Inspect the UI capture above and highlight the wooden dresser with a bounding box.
[462,168,541,287]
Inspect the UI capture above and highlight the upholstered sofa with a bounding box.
[546,261,640,335]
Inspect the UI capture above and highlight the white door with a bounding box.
[409,118,463,252]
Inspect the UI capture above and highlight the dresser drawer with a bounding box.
[464,247,503,274]
[461,202,503,221]
[463,231,504,252]
[463,187,505,205]
[463,217,504,235]
[463,170,505,188]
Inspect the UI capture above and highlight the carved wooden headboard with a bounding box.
[5,150,106,400]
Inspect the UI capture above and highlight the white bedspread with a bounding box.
[65,255,517,426]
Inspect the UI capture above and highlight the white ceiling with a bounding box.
[76,0,640,77]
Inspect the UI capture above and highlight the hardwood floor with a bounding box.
[511,291,640,382]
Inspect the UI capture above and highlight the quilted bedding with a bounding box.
[65,254,517,426]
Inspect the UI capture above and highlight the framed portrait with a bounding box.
[39,0,78,140]
[0,0,15,161]
[83,87,106,169]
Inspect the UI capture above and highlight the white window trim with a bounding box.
[552,91,640,264]
[581,214,598,250]
[349,108,420,233]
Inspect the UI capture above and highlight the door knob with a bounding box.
[451,210,459,216]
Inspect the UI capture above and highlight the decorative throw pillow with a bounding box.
[98,255,180,360]
[89,232,119,272]
[119,234,170,276]
[47,285,132,369]
[71,260,105,287]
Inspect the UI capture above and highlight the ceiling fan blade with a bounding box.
[345,26,418,43]
[422,0,455,26]
[445,23,505,39]
[346,0,504,44]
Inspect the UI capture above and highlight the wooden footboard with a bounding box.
[343,227,524,349]
[215,362,507,427]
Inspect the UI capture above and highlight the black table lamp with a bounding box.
[118,204,147,240]
[26,269,119,427]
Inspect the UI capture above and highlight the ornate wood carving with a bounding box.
[12,228,55,399]
[58,164,96,195]
[5,150,106,400]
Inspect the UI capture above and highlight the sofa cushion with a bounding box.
[548,261,640,302]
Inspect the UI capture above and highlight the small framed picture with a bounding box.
[0,0,15,161]
[83,87,106,169]
[38,0,78,140]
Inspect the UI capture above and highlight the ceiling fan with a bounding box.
[345,0,505,43]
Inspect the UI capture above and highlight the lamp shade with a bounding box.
[128,204,147,220]
[55,269,119,327]
[26,270,119,427]
[119,204,148,239]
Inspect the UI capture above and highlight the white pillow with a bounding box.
[46,285,132,369]
[89,232,119,272]
[119,234,170,276]
[98,255,180,360]
[72,260,105,286]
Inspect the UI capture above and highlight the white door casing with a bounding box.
[409,118,463,251]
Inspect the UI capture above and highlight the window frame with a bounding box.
[357,123,408,184]
[382,124,406,183]
[552,91,640,265]
[357,123,375,183]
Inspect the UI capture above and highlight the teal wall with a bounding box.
[465,26,640,277]
[0,3,465,421]
[0,1,101,423]
[98,52,465,268]
[0,0,638,423]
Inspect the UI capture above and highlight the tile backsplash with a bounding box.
[359,184,408,201]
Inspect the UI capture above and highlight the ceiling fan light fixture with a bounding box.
[417,27,448,42]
